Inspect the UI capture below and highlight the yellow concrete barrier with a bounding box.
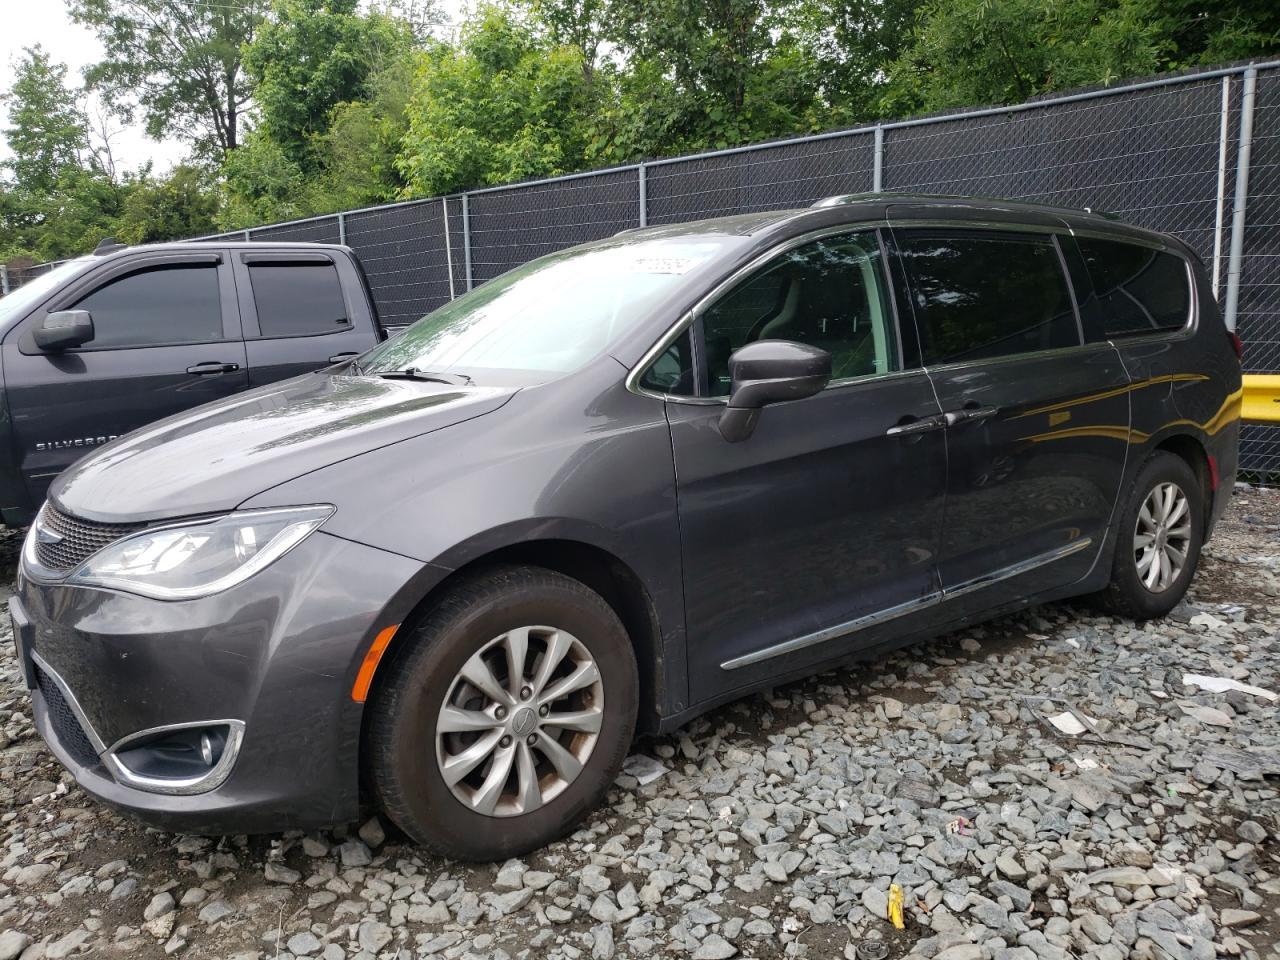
[1243,374,1280,424]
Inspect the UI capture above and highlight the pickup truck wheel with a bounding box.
[1097,451,1203,620]
[367,565,638,861]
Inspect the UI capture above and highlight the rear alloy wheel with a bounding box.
[1098,451,1203,620]
[368,565,637,861]
[1133,481,1193,593]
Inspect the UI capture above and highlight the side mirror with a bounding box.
[34,310,95,352]
[719,340,831,442]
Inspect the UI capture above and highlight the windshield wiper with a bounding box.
[375,367,473,386]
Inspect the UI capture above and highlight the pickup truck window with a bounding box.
[248,262,349,337]
[72,264,224,349]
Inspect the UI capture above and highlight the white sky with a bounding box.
[0,0,469,177]
[0,2,189,173]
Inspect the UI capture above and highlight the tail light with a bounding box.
[1228,331,1244,361]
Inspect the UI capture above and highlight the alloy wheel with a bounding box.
[1133,481,1192,593]
[435,626,604,817]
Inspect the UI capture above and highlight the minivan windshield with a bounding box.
[359,236,735,384]
[0,259,92,328]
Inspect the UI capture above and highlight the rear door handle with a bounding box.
[328,352,359,364]
[885,413,949,437]
[186,362,240,375]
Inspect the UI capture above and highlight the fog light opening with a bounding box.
[106,720,244,794]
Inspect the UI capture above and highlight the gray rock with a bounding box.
[287,932,323,956]
[0,932,31,960]
[692,934,738,960]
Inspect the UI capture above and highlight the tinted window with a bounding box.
[896,232,1079,365]
[249,263,349,337]
[696,231,896,397]
[1075,238,1190,338]
[639,329,695,394]
[71,264,224,349]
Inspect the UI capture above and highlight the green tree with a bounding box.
[882,0,1166,113]
[114,165,221,244]
[68,0,269,157]
[599,0,830,157]
[1140,0,1280,65]
[397,5,601,195]
[243,0,416,168]
[2,47,90,198]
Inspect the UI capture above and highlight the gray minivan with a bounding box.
[12,195,1241,860]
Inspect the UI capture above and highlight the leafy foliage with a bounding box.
[6,0,1280,265]
[67,0,269,156]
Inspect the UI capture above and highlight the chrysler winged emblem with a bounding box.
[34,519,64,546]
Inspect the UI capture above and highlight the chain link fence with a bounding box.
[7,61,1280,473]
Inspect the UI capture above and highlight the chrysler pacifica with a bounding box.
[12,195,1241,860]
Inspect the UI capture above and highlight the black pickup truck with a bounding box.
[0,240,389,524]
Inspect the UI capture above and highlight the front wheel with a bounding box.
[367,565,638,861]
[1097,451,1203,620]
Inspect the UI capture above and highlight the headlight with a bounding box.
[67,505,334,601]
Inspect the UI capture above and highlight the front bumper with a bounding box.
[14,530,424,834]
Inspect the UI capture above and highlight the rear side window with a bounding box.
[248,262,349,337]
[1075,238,1190,338]
[895,231,1079,365]
[71,264,224,349]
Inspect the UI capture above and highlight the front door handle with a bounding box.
[186,362,240,375]
[328,352,359,364]
[885,413,949,437]
[950,404,1000,424]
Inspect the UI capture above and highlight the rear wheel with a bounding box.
[1097,451,1203,620]
[367,565,638,861]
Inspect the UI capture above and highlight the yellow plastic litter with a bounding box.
[887,884,905,930]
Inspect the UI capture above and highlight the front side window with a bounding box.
[895,231,1080,365]
[694,231,896,397]
[70,264,224,349]
[249,262,349,337]
[1075,237,1190,338]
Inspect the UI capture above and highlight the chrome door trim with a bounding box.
[720,592,941,670]
[940,537,1094,602]
[719,536,1094,670]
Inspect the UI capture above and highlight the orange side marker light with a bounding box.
[352,624,399,703]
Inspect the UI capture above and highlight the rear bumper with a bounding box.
[14,530,422,834]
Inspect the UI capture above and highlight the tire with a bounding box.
[1096,451,1204,620]
[367,565,638,861]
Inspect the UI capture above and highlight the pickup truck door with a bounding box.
[2,251,249,510]
[232,250,383,385]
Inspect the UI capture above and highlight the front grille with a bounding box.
[34,665,100,768]
[34,505,145,573]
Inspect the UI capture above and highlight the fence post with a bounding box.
[337,211,347,247]
[243,229,251,242]
[0,265,8,296]
[1212,75,1231,300]
[873,126,884,193]
[462,193,472,291]
[638,164,648,227]
[1223,67,1258,333]
[442,197,456,300]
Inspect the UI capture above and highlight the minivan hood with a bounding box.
[51,373,516,523]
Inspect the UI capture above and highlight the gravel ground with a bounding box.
[0,490,1276,960]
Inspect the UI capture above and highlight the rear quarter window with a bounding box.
[1075,237,1191,338]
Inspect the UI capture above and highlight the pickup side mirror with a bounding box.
[719,340,831,442]
[34,310,95,352]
